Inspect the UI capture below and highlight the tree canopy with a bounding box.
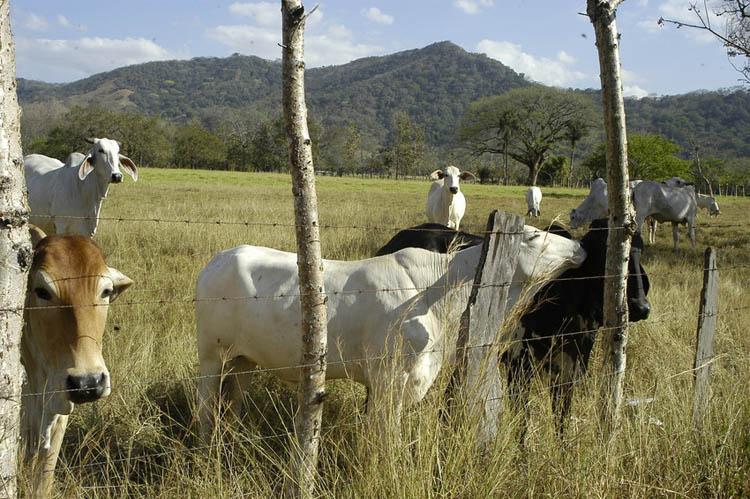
[457,86,598,185]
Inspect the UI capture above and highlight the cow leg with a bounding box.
[672,222,680,251]
[688,220,696,249]
[222,356,256,425]
[197,356,227,442]
[550,377,573,438]
[366,371,408,447]
[29,414,68,499]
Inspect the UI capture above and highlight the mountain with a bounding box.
[17,42,531,147]
[16,41,750,157]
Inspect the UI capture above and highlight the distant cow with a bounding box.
[633,180,697,250]
[22,226,133,498]
[425,165,475,230]
[526,186,542,217]
[503,219,651,440]
[196,226,586,441]
[570,178,608,229]
[697,194,720,217]
[24,138,138,236]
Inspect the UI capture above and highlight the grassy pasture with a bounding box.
[23,168,750,497]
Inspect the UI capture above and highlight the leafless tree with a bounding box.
[659,0,750,83]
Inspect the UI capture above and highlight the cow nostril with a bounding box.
[449,187,458,194]
[110,173,123,183]
[66,373,106,403]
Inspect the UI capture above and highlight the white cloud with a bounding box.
[477,40,590,87]
[57,14,86,32]
[207,5,382,67]
[15,36,185,82]
[624,85,650,98]
[454,0,493,15]
[228,2,279,27]
[20,13,49,32]
[362,7,394,25]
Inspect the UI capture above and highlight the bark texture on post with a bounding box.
[0,1,29,495]
[587,0,633,442]
[693,248,718,429]
[449,210,522,450]
[282,1,328,497]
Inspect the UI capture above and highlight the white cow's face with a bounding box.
[78,137,138,184]
[570,179,608,229]
[430,165,475,195]
[517,225,587,281]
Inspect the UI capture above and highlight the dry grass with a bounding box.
[19,169,750,497]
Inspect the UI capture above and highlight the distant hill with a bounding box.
[16,41,750,157]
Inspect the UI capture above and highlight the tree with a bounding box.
[172,119,226,169]
[458,86,596,186]
[588,0,632,443]
[581,133,690,180]
[391,111,425,178]
[565,118,591,187]
[659,1,750,84]
[0,1,28,495]
[281,1,328,496]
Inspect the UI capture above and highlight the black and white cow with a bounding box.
[375,219,651,440]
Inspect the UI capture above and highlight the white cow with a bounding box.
[663,176,693,188]
[570,178,608,229]
[425,165,475,230]
[525,186,542,217]
[195,226,586,439]
[697,194,720,216]
[633,180,698,250]
[22,226,133,498]
[24,138,138,237]
[646,177,698,244]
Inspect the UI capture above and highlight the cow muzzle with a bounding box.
[66,372,108,403]
[110,173,123,183]
[449,187,458,194]
[629,300,651,322]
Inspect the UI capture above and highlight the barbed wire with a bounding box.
[17,305,746,402]
[23,213,750,233]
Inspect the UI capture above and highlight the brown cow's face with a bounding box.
[25,235,132,411]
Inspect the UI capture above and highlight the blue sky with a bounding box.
[10,1,746,97]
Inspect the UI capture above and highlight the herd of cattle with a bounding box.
[19,148,714,495]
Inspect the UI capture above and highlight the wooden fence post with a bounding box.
[281,2,328,497]
[0,1,28,495]
[693,248,718,429]
[448,210,523,450]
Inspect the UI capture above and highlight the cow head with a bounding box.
[23,229,133,422]
[429,165,475,195]
[570,178,608,229]
[78,137,138,186]
[582,219,651,324]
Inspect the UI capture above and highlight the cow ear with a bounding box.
[119,155,138,181]
[78,155,95,180]
[106,267,133,302]
[460,171,476,181]
[28,224,47,248]
[429,169,443,180]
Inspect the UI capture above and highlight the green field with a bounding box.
[25,168,750,497]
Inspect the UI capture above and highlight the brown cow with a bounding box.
[21,226,133,498]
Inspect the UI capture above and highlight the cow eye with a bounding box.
[34,287,52,301]
[98,148,105,153]
[101,288,114,299]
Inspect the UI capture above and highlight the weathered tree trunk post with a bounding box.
[448,210,522,451]
[0,1,29,496]
[587,0,634,442]
[693,248,718,429]
[281,2,328,497]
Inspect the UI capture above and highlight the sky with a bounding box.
[10,1,747,98]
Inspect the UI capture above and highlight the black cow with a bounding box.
[503,218,650,440]
[375,222,484,256]
[375,219,651,440]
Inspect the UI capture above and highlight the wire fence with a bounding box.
[7,206,749,491]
